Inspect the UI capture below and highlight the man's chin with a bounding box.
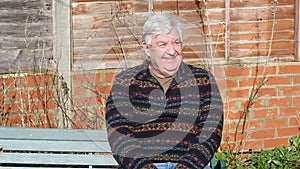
[162,69,178,77]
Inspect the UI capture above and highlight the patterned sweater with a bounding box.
[106,61,223,169]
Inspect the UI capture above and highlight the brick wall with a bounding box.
[219,62,300,151]
[72,69,115,129]
[0,0,299,152]
[0,73,57,128]
[70,61,300,151]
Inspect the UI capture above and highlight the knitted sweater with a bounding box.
[106,61,223,169]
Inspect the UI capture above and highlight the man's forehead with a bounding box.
[153,33,179,41]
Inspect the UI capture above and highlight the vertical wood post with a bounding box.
[53,0,72,128]
[225,0,230,61]
[295,0,300,61]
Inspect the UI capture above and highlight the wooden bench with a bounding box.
[0,127,118,168]
[0,127,225,168]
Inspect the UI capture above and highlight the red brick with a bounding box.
[45,100,56,109]
[91,73,100,84]
[39,114,50,126]
[294,75,300,84]
[96,94,109,105]
[24,74,54,87]
[244,140,263,151]
[243,98,265,108]
[268,97,291,107]
[223,131,247,142]
[26,100,56,111]
[251,129,275,139]
[290,117,300,126]
[277,127,300,137]
[27,89,54,100]
[280,86,300,96]
[74,120,83,129]
[9,91,21,101]
[216,79,226,89]
[223,122,235,131]
[239,77,263,87]
[42,89,55,98]
[252,66,277,76]
[97,107,106,117]
[28,90,40,99]
[280,107,300,116]
[279,65,300,74]
[73,86,88,96]
[225,100,241,110]
[0,93,4,102]
[221,131,232,143]
[3,103,21,112]
[226,89,249,98]
[294,97,300,105]
[4,114,22,126]
[223,121,255,132]
[264,119,287,128]
[252,108,278,119]
[225,79,238,88]
[264,138,289,149]
[10,89,54,101]
[225,67,250,77]
[74,96,99,107]
[20,114,32,124]
[104,72,117,83]
[267,76,291,85]
[212,67,225,77]
[94,85,112,95]
[0,77,19,88]
[227,111,246,120]
[73,73,99,84]
[258,87,277,96]
[46,112,56,121]
[219,143,236,152]
[249,121,263,129]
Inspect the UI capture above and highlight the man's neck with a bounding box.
[150,69,173,93]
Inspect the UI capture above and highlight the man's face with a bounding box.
[144,28,183,78]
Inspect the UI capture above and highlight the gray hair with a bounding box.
[142,13,183,47]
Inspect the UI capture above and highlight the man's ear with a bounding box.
[142,42,150,56]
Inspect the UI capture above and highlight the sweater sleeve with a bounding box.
[174,73,224,169]
[106,77,157,169]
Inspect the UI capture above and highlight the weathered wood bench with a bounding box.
[0,127,118,168]
[0,127,225,168]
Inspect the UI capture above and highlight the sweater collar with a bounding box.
[135,60,194,84]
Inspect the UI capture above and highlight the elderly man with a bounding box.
[105,13,223,169]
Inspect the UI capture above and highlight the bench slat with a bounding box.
[0,166,118,169]
[0,127,119,168]
[0,127,108,141]
[0,152,118,166]
[0,167,117,169]
[0,140,112,152]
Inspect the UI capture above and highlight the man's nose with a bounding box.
[166,44,176,56]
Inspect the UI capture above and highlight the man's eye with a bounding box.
[157,42,167,47]
[173,41,181,45]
